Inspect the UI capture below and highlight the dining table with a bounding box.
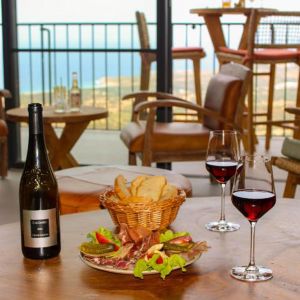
[6,106,108,170]
[0,196,299,299]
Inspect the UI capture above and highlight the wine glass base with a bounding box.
[205,221,240,232]
[231,265,273,282]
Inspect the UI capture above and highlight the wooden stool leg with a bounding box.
[265,64,276,150]
[140,61,151,90]
[129,152,137,165]
[192,58,202,106]
[247,73,256,155]
[141,147,152,167]
[241,131,249,154]
[283,172,297,198]
[294,66,300,139]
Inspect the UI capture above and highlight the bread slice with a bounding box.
[160,183,178,201]
[136,176,167,201]
[114,175,131,200]
[130,175,149,196]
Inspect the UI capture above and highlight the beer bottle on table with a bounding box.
[19,103,61,259]
[69,72,81,112]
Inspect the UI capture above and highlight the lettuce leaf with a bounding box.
[133,253,187,280]
[159,229,189,243]
[133,259,149,279]
[168,254,186,271]
[147,254,165,272]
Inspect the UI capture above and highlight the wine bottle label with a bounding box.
[23,208,58,248]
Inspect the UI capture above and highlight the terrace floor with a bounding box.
[0,129,297,225]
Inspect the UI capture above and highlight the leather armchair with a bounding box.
[120,62,251,166]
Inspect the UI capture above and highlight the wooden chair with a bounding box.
[0,89,12,178]
[216,10,300,153]
[272,154,300,198]
[120,62,251,166]
[136,11,206,106]
[272,106,300,198]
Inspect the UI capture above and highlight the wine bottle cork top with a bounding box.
[28,103,43,112]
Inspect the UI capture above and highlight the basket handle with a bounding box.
[99,188,114,209]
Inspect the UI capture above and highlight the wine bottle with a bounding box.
[19,103,61,259]
[69,72,81,112]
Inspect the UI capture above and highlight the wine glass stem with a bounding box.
[248,221,257,269]
[219,183,226,222]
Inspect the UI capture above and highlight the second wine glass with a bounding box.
[231,155,276,281]
[205,130,240,232]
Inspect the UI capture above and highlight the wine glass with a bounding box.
[231,155,276,282]
[205,130,241,232]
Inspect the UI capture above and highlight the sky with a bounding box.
[17,0,300,23]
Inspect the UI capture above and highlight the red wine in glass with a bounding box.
[205,130,241,232]
[232,189,276,222]
[206,160,238,184]
[231,155,276,282]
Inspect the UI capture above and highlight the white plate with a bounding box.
[79,252,201,275]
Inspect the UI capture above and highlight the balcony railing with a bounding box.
[15,21,299,135]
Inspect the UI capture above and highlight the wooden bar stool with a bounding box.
[56,165,192,215]
[216,10,300,153]
[136,11,206,106]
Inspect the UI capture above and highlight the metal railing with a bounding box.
[17,21,148,130]
[14,21,299,135]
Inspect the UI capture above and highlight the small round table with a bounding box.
[6,106,108,170]
[55,165,192,214]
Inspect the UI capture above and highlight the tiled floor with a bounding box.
[0,130,297,225]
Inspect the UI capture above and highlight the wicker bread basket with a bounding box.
[100,189,186,231]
